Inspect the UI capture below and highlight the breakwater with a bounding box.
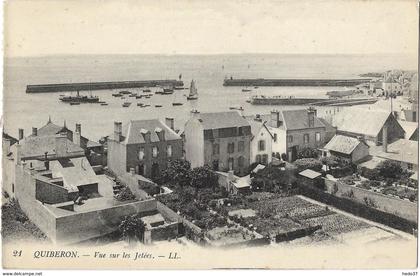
[26,80,183,93]
[223,78,371,87]
[251,97,378,106]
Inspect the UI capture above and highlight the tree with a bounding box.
[376,160,403,179]
[190,165,218,194]
[160,159,192,187]
[297,147,319,159]
[119,214,146,243]
[293,158,323,172]
[281,153,287,161]
[320,156,339,171]
[114,186,136,201]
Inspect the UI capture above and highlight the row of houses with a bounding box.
[107,108,332,178]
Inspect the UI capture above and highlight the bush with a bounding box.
[363,197,377,208]
[114,186,136,201]
[342,189,355,198]
[281,153,287,161]
[190,165,218,191]
[376,160,403,179]
[294,158,322,172]
[160,159,192,187]
[139,181,160,196]
[332,183,339,195]
[297,147,319,159]
[118,214,146,242]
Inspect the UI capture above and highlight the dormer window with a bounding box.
[138,148,145,160]
[152,146,158,158]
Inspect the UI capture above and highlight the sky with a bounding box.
[3,0,419,57]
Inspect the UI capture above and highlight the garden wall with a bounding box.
[298,181,417,234]
[55,199,157,244]
[150,222,180,241]
[325,179,417,222]
[35,179,69,204]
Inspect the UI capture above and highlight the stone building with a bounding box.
[107,118,183,179]
[332,108,405,148]
[184,111,252,176]
[323,134,370,164]
[265,108,327,162]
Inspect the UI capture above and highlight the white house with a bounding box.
[247,117,274,165]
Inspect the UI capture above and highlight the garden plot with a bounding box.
[303,213,371,236]
[205,225,261,247]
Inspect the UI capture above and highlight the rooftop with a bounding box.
[397,120,418,140]
[324,135,368,155]
[247,119,273,139]
[121,119,181,144]
[375,139,418,165]
[332,108,393,137]
[299,169,322,179]
[193,111,250,130]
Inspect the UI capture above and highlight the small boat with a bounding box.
[112,93,122,97]
[122,102,131,107]
[129,94,137,97]
[145,95,151,99]
[254,86,259,89]
[143,89,151,93]
[172,102,183,106]
[135,95,143,99]
[187,80,198,100]
[246,99,251,103]
[229,105,244,111]
[70,102,80,105]
[100,103,108,106]
[155,104,163,108]
[137,102,144,107]
[119,90,131,95]
[242,88,252,92]
[142,104,150,107]
[174,86,184,90]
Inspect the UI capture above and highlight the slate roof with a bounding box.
[195,111,250,130]
[18,135,84,159]
[280,109,325,130]
[122,119,181,144]
[32,122,71,137]
[332,108,393,137]
[324,135,367,155]
[246,109,325,131]
[375,139,418,165]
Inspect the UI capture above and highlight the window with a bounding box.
[258,140,266,151]
[238,156,245,168]
[315,132,321,142]
[287,135,293,143]
[238,127,244,136]
[228,158,234,170]
[167,145,172,157]
[273,133,277,142]
[256,154,261,163]
[213,143,220,155]
[227,142,235,154]
[238,141,245,152]
[304,134,309,144]
[138,148,145,160]
[152,146,158,158]
[408,163,414,170]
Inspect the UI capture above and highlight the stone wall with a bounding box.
[150,222,180,241]
[35,179,69,204]
[55,199,157,244]
[325,178,417,222]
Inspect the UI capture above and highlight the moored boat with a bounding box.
[122,102,131,107]
[59,90,100,103]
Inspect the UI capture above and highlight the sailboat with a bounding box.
[187,80,198,100]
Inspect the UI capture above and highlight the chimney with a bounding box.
[382,124,388,152]
[74,123,82,146]
[307,107,316,128]
[165,118,175,130]
[75,123,81,134]
[44,152,49,171]
[191,109,200,119]
[55,133,68,157]
[114,121,122,142]
[32,127,37,136]
[18,128,24,140]
[140,128,151,143]
[269,110,281,127]
[155,127,165,141]
[254,114,262,122]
